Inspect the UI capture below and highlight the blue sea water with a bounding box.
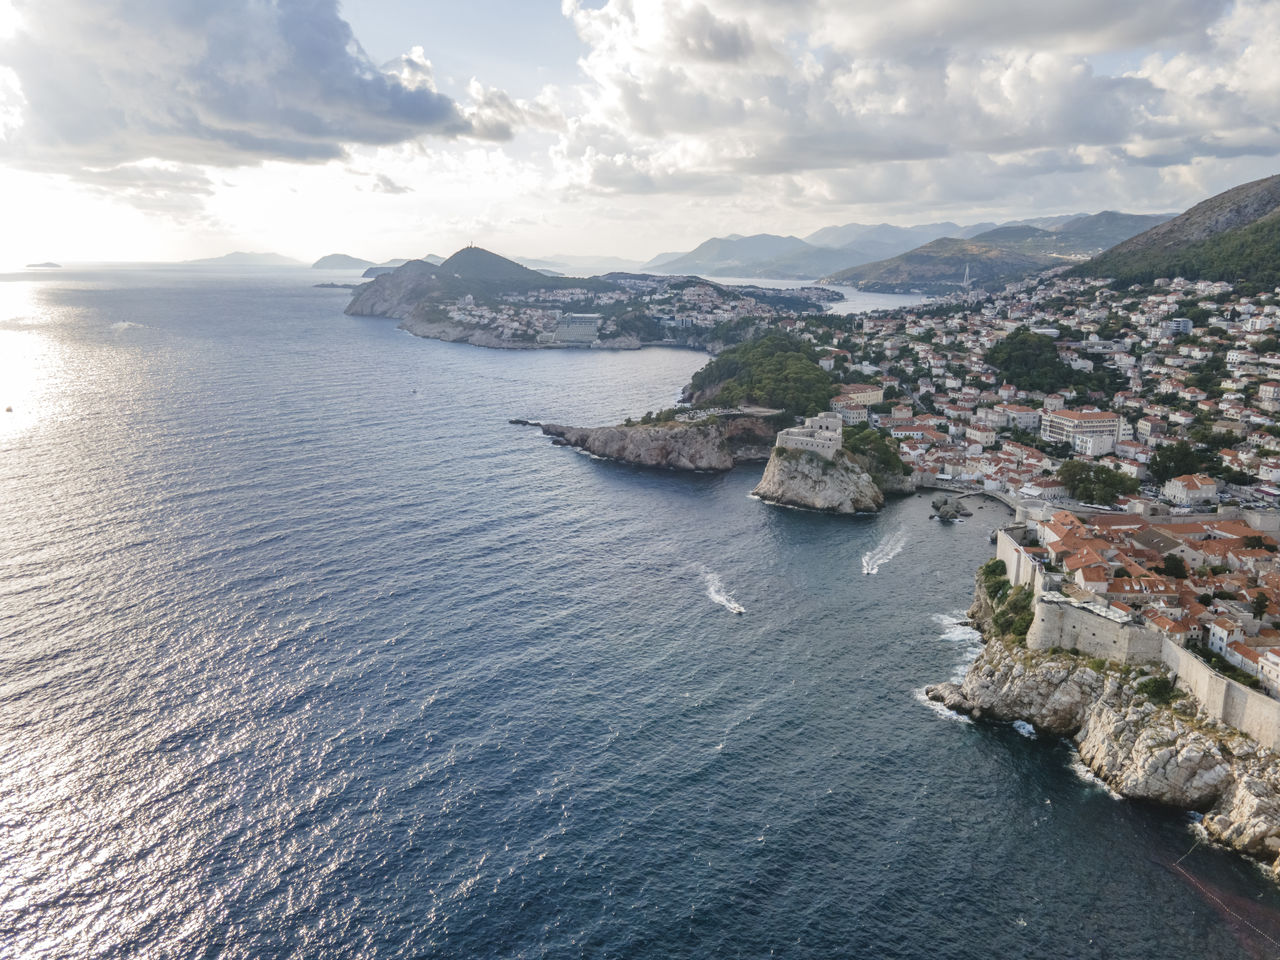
[4,266,1280,959]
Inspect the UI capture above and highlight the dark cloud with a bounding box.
[0,0,498,174]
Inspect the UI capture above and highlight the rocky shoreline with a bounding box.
[926,583,1280,877]
[751,448,890,513]
[397,316,649,350]
[538,418,775,471]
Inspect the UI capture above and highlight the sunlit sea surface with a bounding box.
[4,266,1280,959]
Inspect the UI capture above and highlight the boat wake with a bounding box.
[703,571,745,615]
[861,526,908,575]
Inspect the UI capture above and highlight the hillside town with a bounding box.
[767,269,1280,701]
[781,272,1280,505]
[436,274,839,344]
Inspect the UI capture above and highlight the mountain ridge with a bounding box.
[1073,175,1280,285]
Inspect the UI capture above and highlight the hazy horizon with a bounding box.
[1,1,1277,266]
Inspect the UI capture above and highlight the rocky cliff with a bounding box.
[399,316,542,349]
[927,587,1280,875]
[540,417,774,471]
[750,448,887,513]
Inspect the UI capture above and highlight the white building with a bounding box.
[830,398,869,425]
[1163,474,1219,505]
[554,313,601,343]
[840,383,884,405]
[1040,409,1123,448]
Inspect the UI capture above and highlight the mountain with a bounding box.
[1054,211,1175,251]
[825,237,1060,292]
[645,220,1087,282]
[437,246,560,285]
[312,253,375,269]
[805,221,972,249]
[1073,175,1280,285]
[361,256,439,278]
[185,251,303,266]
[639,231,928,280]
[347,247,613,318]
[517,254,647,275]
[652,234,814,276]
[640,251,686,270]
[639,210,1181,288]
[823,211,1181,292]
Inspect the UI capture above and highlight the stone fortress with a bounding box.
[774,411,844,459]
[996,502,1280,750]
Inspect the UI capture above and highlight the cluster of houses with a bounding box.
[1003,507,1280,697]
[454,276,829,341]
[772,271,1280,504]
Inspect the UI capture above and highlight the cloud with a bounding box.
[371,172,412,194]
[551,0,1280,214]
[0,0,501,175]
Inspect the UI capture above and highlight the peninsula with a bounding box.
[344,246,840,351]
[536,334,917,511]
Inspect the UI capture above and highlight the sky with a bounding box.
[1,0,1279,266]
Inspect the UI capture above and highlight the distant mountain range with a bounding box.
[821,212,1174,293]
[514,254,649,276]
[1072,174,1280,286]
[629,212,1172,284]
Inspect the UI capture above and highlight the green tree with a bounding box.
[1056,460,1140,505]
[1148,441,1201,482]
[1253,593,1271,619]
[687,333,836,416]
[985,327,1075,393]
[1162,553,1188,579]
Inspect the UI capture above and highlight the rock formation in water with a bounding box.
[927,583,1280,875]
[750,448,886,512]
[540,417,775,471]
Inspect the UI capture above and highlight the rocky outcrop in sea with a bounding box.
[926,585,1280,876]
[540,418,774,471]
[750,448,887,513]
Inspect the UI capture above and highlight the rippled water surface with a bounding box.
[4,266,1280,959]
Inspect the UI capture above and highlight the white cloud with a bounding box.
[0,0,507,174]
[549,0,1280,222]
[2,0,1278,261]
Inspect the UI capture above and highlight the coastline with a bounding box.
[929,574,1280,879]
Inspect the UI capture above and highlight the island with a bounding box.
[25,261,61,268]
[312,253,375,270]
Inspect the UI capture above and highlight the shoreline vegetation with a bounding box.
[533,333,917,510]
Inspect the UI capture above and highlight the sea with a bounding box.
[4,265,1280,959]
[702,276,926,315]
